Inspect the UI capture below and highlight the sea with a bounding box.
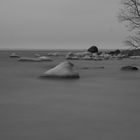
[0,50,140,140]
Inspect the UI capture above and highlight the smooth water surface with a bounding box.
[0,51,140,140]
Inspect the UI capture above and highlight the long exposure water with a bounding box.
[0,51,140,140]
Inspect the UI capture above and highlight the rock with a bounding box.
[66,52,74,57]
[97,52,102,55]
[34,53,41,57]
[41,61,80,79]
[82,55,93,60]
[81,66,104,70]
[18,56,52,62]
[121,49,140,56]
[38,56,52,61]
[47,52,60,56]
[66,51,91,60]
[18,57,42,62]
[65,52,74,59]
[111,54,124,60]
[81,51,92,56]
[74,52,91,57]
[10,53,20,58]
[130,56,140,59]
[108,49,121,56]
[99,53,110,60]
[93,56,103,61]
[47,52,53,56]
[121,66,139,71]
[52,52,59,56]
[88,46,98,53]
[66,56,79,60]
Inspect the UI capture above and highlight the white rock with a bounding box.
[82,55,93,60]
[66,56,79,60]
[130,56,140,59]
[41,61,80,78]
[18,57,42,62]
[38,56,52,61]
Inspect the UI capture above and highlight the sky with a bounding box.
[0,0,128,50]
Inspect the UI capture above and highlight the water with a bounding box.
[0,51,140,140]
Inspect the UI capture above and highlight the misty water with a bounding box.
[0,51,140,140]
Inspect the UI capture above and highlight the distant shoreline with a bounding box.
[1,48,140,57]
[0,48,128,52]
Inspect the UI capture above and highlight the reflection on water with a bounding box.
[0,51,140,140]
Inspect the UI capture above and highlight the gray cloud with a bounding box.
[0,0,128,49]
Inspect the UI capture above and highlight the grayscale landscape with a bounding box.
[0,0,140,140]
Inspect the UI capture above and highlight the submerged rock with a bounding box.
[41,61,80,79]
[18,57,42,62]
[121,66,139,71]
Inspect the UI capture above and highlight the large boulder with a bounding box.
[88,46,98,53]
[121,66,138,71]
[41,61,80,79]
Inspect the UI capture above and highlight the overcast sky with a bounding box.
[0,0,128,50]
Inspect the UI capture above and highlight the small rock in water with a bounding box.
[34,53,40,57]
[82,55,93,60]
[130,56,140,59]
[38,56,52,61]
[81,66,104,70]
[18,57,42,62]
[121,66,138,71]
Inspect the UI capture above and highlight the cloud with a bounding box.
[0,0,127,49]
